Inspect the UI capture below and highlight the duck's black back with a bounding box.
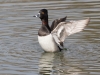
[51,16,67,31]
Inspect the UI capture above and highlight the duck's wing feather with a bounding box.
[51,16,67,31]
[51,18,90,46]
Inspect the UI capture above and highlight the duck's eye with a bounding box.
[41,12,44,14]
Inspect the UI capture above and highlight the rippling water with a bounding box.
[0,0,100,75]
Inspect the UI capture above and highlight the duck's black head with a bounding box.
[33,9,48,20]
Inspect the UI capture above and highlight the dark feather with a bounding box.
[51,16,67,31]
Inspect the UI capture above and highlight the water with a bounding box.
[0,0,100,75]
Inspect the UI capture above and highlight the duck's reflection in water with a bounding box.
[39,52,63,75]
[39,52,86,75]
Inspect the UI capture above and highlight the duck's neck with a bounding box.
[42,19,48,26]
[41,18,51,32]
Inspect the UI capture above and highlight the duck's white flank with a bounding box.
[38,34,59,52]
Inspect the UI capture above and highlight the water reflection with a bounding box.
[39,52,56,75]
[39,52,88,75]
[39,52,65,75]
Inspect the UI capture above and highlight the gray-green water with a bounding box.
[0,0,100,75]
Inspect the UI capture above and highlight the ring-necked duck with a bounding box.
[33,9,90,52]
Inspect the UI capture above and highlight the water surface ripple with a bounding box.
[0,0,100,75]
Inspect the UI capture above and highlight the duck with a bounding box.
[33,9,90,52]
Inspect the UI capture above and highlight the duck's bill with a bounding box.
[33,13,40,17]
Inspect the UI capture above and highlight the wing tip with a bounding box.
[86,17,90,25]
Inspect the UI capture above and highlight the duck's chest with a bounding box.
[38,34,59,52]
[38,25,51,36]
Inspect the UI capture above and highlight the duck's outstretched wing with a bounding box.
[51,16,67,31]
[51,18,90,46]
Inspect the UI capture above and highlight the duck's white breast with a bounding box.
[38,34,59,52]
